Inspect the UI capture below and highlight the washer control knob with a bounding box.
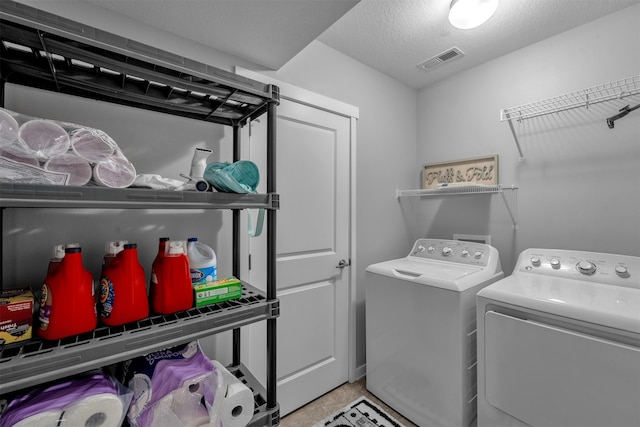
[550,258,561,269]
[442,247,452,256]
[428,246,436,253]
[474,251,483,259]
[615,265,630,278]
[531,256,541,267]
[461,250,470,257]
[577,260,596,275]
[417,245,426,253]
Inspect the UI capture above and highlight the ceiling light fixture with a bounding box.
[448,0,499,30]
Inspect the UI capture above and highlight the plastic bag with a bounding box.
[203,161,259,194]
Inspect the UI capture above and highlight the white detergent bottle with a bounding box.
[187,237,217,285]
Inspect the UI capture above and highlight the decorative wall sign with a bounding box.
[422,155,499,189]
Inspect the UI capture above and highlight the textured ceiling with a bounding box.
[318,0,640,88]
[19,0,640,90]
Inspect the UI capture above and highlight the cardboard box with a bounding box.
[0,288,34,345]
[193,276,242,307]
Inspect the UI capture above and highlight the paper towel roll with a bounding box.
[212,362,254,427]
[0,108,19,147]
[45,153,92,186]
[12,410,63,427]
[18,119,70,158]
[219,381,254,427]
[70,128,115,163]
[61,393,124,427]
[92,155,136,188]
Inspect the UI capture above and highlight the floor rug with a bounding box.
[312,396,406,427]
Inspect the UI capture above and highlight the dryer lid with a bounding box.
[477,274,640,334]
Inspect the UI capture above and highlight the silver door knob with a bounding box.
[336,259,351,268]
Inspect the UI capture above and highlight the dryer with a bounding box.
[366,238,503,427]
[477,248,640,427]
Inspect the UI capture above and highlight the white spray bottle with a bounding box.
[179,147,213,191]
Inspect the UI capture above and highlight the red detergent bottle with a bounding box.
[39,246,97,340]
[99,243,149,326]
[150,239,193,314]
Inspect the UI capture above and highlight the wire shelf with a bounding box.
[501,75,640,122]
[396,185,518,229]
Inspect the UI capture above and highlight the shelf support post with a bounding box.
[499,187,518,230]
[505,112,525,163]
[232,124,242,366]
[266,94,278,412]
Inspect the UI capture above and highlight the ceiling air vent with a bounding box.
[417,47,464,71]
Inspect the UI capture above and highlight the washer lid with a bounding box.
[477,274,640,333]
[366,258,502,292]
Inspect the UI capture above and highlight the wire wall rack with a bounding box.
[500,75,640,162]
[501,75,640,122]
[396,185,518,230]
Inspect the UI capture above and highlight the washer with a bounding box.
[477,248,640,427]
[366,238,503,427]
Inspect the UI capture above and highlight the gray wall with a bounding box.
[416,4,640,275]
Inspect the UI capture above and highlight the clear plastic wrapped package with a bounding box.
[123,341,224,427]
[0,370,132,427]
[0,107,137,188]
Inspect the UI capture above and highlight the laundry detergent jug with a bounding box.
[99,243,149,326]
[39,246,97,340]
[150,239,193,314]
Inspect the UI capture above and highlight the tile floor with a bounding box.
[279,377,417,427]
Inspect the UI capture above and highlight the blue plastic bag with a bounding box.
[203,161,259,194]
[203,161,264,237]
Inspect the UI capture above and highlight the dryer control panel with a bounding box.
[408,239,495,267]
[516,248,639,288]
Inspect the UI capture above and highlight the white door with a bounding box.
[242,76,357,416]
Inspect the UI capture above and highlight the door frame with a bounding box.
[236,66,360,383]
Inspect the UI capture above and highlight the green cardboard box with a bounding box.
[193,276,242,307]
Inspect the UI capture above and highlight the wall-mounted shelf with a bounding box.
[501,75,640,162]
[397,184,518,230]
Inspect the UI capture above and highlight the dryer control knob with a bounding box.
[615,265,630,278]
[531,256,541,267]
[461,250,470,257]
[428,246,436,253]
[417,245,426,253]
[474,251,483,259]
[577,260,596,275]
[550,258,561,269]
[442,247,452,256]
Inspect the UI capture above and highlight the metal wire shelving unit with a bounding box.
[0,1,280,425]
[501,75,640,162]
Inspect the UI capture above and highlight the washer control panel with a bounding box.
[518,248,639,288]
[408,239,494,266]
